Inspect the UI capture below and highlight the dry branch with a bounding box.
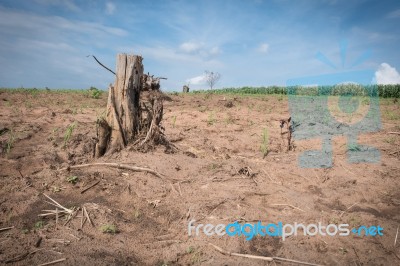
[87,55,115,75]
[60,163,164,179]
[38,258,66,266]
[80,180,100,194]
[271,203,305,212]
[208,243,322,265]
[0,226,14,232]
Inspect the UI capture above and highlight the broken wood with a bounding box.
[60,162,164,179]
[0,226,14,232]
[208,243,322,266]
[80,180,100,194]
[38,258,66,266]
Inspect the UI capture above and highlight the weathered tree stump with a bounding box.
[183,85,190,93]
[95,53,171,157]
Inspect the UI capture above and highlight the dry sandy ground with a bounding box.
[0,90,400,265]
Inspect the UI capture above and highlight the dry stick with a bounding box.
[60,163,164,179]
[87,55,115,75]
[271,203,305,212]
[140,117,155,146]
[389,150,400,155]
[388,132,400,135]
[340,202,359,217]
[43,194,73,213]
[18,170,24,179]
[169,183,179,195]
[208,243,322,266]
[80,208,84,229]
[0,226,14,232]
[81,180,100,194]
[83,206,93,227]
[55,208,58,229]
[395,225,399,247]
[37,258,66,266]
[5,249,42,263]
[177,182,183,196]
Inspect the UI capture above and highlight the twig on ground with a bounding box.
[43,194,73,214]
[208,243,322,265]
[388,132,400,135]
[395,225,399,247]
[37,258,66,266]
[60,163,164,179]
[5,249,42,263]
[340,202,359,217]
[271,203,305,212]
[389,150,400,155]
[83,206,93,227]
[80,180,100,194]
[80,208,85,229]
[169,183,179,195]
[55,208,58,229]
[0,226,14,232]
[177,182,183,196]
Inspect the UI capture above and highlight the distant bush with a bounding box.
[88,86,102,99]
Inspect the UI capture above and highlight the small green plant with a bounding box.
[260,128,269,158]
[52,186,62,192]
[25,101,32,108]
[386,110,399,120]
[63,122,76,148]
[224,114,234,124]
[100,224,118,234]
[189,248,203,264]
[88,87,102,99]
[348,143,361,151]
[384,137,396,144]
[6,129,16,155]
[339,247,348,255]
[34,221,45,229]
[66,175,78,184]
[207,111,216,125]
[186,246,195,254]
[361,97,370,105]
[172,116,177,128]
[132,208,141,219]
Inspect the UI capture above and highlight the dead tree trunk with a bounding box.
[95,53,173,158]
[95,54,143,157]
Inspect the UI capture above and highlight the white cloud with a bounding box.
[186,75,205,85]
[375,63,400,85]
[35,0,80,12]
[0,8,128,37]
[179,42,203,53]
[387,9,400,19]
[105,2,116,15]
[179,42,221,59]
[209,46,221,55]
[257,43,269,53]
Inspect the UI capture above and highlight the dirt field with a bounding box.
[0,90,399,265]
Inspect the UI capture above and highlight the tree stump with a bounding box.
[183,85,190,93]
[95,53,143,157]
[95,53,172,158]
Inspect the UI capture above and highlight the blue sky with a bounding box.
[0,0,400,91]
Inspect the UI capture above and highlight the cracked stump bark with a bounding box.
[95,53,143,157]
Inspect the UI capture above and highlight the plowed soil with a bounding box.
[0,90,399,265]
